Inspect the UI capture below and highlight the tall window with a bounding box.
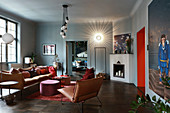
[0,17,18,63]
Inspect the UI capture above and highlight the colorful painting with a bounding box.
[114,33,131,54]
[149,0,170,100]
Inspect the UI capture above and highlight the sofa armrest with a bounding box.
[0,72,25,89]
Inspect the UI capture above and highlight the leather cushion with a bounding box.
[22,71,31,78]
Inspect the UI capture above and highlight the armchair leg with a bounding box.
[20,90,23,100]
[81,102,83,113]
[97,96,102,107]
[61,94,64,105]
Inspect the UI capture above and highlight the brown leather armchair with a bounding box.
[58,77,103,113]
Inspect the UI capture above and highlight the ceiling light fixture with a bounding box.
[60,5,69,39]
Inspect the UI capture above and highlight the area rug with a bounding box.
[26,92,70,102]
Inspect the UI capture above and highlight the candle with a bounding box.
[119,70,121,76]
[121,73,123,77]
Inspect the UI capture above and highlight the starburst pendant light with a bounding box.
[60,5,69,39]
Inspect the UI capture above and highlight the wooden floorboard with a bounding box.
[0,80,153,113]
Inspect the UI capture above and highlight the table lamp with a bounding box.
[0,33,14,82]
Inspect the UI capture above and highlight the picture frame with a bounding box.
[43,44,56,55]
[114,33,131,54]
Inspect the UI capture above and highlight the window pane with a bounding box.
[8,40,16,62]
[0,17,17,63]
[0,27,6,36]
[0,18,5,28]
[8,30,16,38]
[8,21,16,31]
[0,39,6,62]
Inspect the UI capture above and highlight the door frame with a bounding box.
[66,41,88,75]
[137,27,145,88]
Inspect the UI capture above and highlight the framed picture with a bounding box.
[43,44,56,55]
[114,33,131,54]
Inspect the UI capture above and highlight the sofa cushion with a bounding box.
[18,67,33,72]
[28,70,38,78]
[22,71,31,78]
[87,73,95,79]
[48,66,56,77]
[80,68,95,81]
[40,69,48,75]
[10,68,20,74]
[35,68,41,75]
[85,68,94,75]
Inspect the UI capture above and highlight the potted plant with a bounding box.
[31,52,36,63]
[129,77,170,113]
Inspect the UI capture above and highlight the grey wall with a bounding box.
[113,17,132,36]
[0,8,36,69]
[35,22,113,75]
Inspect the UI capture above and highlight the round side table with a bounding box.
[0,81,18,99]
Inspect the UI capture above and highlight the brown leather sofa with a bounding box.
[58,77,103,113]
[0,69,52,90]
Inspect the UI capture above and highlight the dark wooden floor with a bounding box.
[0,80,151,113]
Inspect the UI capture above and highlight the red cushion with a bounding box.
[35,68,41,75]
[37,66,49,73]
[40,69,48,74]
[81,73,95,81]
[85,68,94,75]
[22,71,31,78]
[60,75,68,77]
[87,73,95,79]
[48,66,56,77]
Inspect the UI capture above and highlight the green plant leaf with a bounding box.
[166,105,170,112]
[160,102,166,111]
[152,96,156,101]
[141,96,146,103]
[128,110,135,113]
[157,98,161,104]
[132,101,137,105]
[131,105,137,110]
[136,95,140,101]
[146,94,151,101]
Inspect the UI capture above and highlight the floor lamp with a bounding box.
[0,33,14,82]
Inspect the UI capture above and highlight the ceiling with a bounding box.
[0,0,138,23]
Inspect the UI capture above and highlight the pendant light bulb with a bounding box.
[64,27,67,32]
[65,17,69,23]
[60,30,64,35]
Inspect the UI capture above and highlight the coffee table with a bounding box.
[0,81,18,100]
